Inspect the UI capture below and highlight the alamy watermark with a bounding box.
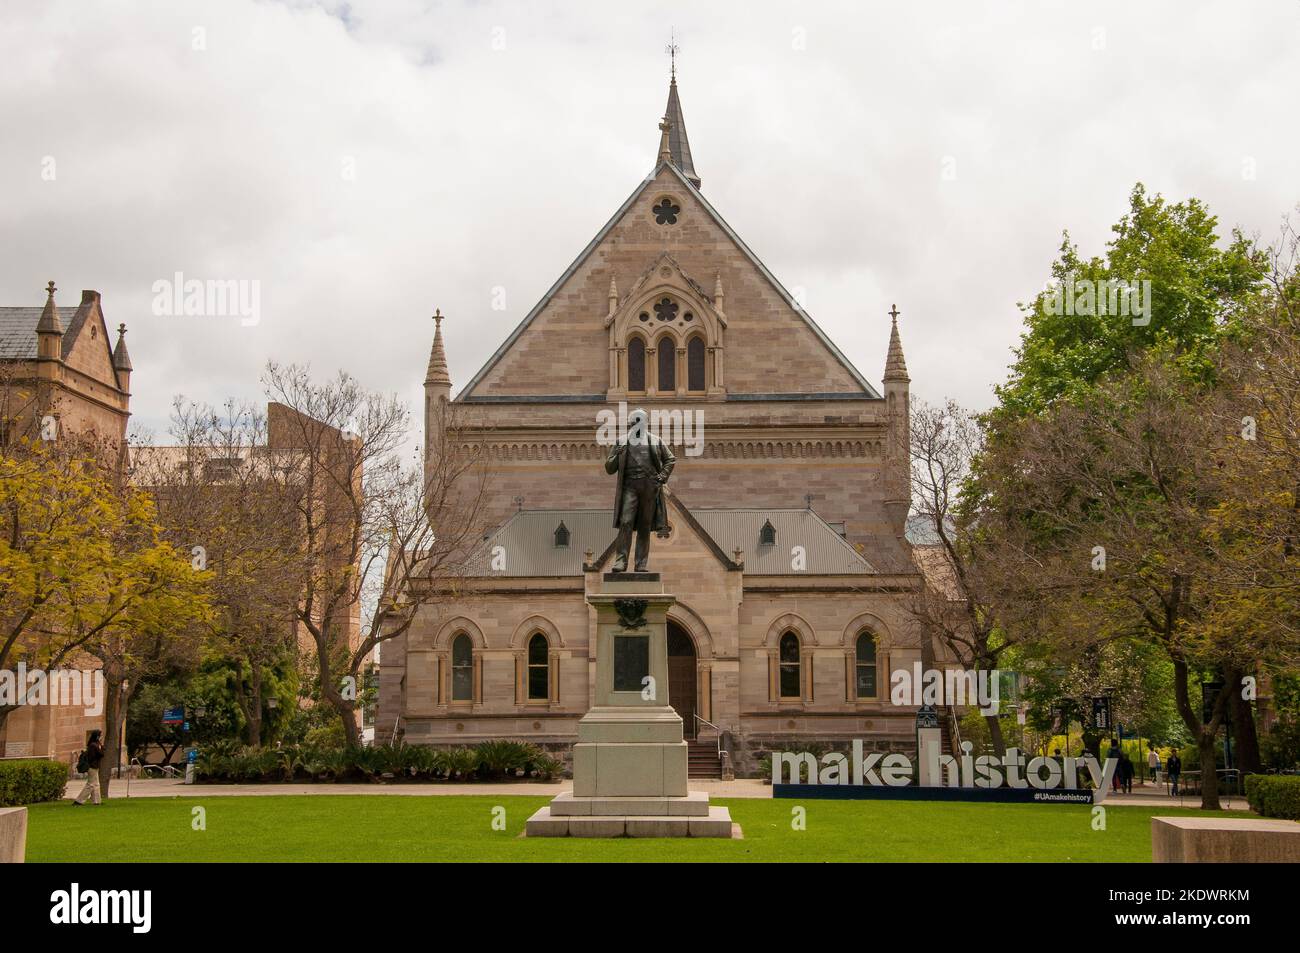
[0,664,105,716]
[152,272,260,326]
[596,401,705,457]
[1043,278,1151,326]
[890,662,1001,715]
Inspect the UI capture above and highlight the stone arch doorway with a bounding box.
[667,620,697,739]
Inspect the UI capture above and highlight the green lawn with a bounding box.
[25,795,1250,862]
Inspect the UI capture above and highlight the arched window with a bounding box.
[657,337,675,392]
[856,632,878,698]
[451,633,473,702]
[527,633,549,701]
[779,631,801,699]
[687,336,706,391]
[627,337,646,392]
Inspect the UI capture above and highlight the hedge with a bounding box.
[194,739,566,784]
[0,758,70,806]
[1245,774,1300,820]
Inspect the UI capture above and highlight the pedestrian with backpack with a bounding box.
[73,730,105,805]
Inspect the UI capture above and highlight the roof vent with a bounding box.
[759,519,776,546]
[553,521,570,548]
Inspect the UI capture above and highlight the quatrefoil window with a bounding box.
[652,198,680,225]
[653,297,679,322]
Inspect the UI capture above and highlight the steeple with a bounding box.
[425,309,451,389]
[659,43,700,189]
[883,304,909,383]
[36,280,63,360]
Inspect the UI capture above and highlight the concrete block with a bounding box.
[1152,816,1300,863]
[565,816,629,837]
[688,806,734,838]
[667,791,712,816]
[524,806,568,837]
[625,815,692,837]
[0,808,26,863]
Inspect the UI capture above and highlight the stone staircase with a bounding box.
[688,739,723,779]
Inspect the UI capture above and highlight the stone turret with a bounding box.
[112,323,133,393]
[424,309,452,489]
[36,280,62,361]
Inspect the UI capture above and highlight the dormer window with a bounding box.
[553,521,570,548]
[759,519,776,546]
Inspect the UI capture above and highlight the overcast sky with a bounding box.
[3,0,1298,442]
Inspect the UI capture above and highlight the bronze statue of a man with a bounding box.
[605,408,676,572]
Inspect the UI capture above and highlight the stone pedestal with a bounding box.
[526,573,736,838]
[0,807,27,864]
[1151,816,1300,863]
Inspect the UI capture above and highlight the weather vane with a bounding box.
[666,29,679,80]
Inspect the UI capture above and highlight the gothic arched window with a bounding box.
[779,631,801,699]
[627,337,646,392]
[451,633,473,702]
[687,336,706,391]
[657,337,676,392]
[856,631,878,699]
[527,633,550,701]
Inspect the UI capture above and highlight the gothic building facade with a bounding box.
[376,76,945,773]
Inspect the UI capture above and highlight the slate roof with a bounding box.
[474,504,875,577]
[0,307,48,358]
[693,508,876,574]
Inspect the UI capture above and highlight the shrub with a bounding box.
[1247,774,1300,820]
[527,753,566,781]
[474,740,533,779]
[443,747,479,780]
[0,758,70,806]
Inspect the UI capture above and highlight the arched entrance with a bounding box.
[667,620,697,739]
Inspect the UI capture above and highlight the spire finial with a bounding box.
[46,280,57,298]
[884,304,909,384]
[666,30,678,82]
[425,308,451,387]
[117,323,127,336]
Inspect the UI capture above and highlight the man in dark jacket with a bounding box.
[1166,752,1182,795]
[73,729,105,805]
[605,409,675,573]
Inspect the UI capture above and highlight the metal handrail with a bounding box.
[693,714,723,758]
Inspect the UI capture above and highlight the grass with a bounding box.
[24,795,1252,862]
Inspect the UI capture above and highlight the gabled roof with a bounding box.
[459,161,881,400]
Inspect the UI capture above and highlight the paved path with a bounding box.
[63,777,1245,808]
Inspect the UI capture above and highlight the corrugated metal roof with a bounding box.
[474,505,875,577]
[693,509,876,574]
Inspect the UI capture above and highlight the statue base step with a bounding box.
[525,804,735,838]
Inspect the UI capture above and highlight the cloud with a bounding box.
[2,0,1297,443]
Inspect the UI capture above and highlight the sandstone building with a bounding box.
[377,75,947,773]
[0,282,132,762]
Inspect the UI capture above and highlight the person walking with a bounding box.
[1147,748,1161,786]
[72,730,105,806]
[1166,751,1182,795]
[1119,752,1135,794]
